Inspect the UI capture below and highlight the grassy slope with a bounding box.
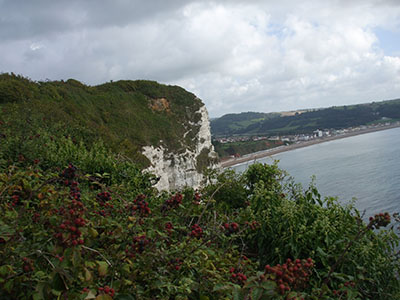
[210,112,280,136]
[0,74,203,167]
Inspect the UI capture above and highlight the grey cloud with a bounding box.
[1,0,400,117]
[0,0,190,40]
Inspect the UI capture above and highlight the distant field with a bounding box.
[211,98,400,137]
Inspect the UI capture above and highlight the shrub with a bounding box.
[0,133,399,299]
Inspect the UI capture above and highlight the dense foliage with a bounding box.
[1,136,399,299]
[1,74,400,299]
[211,99,400,137]
[0,73,204,168]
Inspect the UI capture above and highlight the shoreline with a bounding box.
[220,123,400,168]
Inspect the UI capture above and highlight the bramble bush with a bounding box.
[0,121,399,299]
[203,162,400,299]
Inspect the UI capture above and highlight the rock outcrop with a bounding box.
[142,102,218,191]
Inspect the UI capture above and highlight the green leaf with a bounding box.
[33,292,44,300]
[316,247,327,257]
[96,295,113,300]
[251,287,263,300]
[122,264,130,273]
[85,261,97,269]
[84,290,97,299]
[84,268,92,282]
[64,248,73,261]
[232,287,243,300]
[331,272,347,281]
[97,261,108,277]
[72,249,82,267]
[0,265,12,277]
[34,271,46,279]
[115,294,136,300]
[51,272,66,291]
[213,283,231,292]
[260,280,276,295]
[88,227,99,238]
[51,289,62,296]
[357,273,365,280]
[4,279,13,293]
[33,282,47,300]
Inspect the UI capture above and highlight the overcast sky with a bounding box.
[1,0,400,117]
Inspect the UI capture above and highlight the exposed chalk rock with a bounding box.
[142,103,218,191]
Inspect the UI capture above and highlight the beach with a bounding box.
[220,123,400,168]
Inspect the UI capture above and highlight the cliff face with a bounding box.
[142,103,218,191]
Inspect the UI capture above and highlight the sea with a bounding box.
[232,127,400,217]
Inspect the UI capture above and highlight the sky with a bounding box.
[1,0,400,117]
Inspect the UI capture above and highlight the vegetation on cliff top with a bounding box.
[0,73,204,168]
[0,73,399,299]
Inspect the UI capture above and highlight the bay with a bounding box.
[232,127,400,217]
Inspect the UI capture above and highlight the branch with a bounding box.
[197,181,227,224]
[81,245,112,266]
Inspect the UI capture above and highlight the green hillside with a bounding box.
[211,99,400,136]
[0,73,203,168]
[211,111,279,136]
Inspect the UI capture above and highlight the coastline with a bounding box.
[220,123,400,168]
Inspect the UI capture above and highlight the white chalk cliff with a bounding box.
[142,103,218,191]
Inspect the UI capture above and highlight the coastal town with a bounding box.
[216,120,400,167]
[215,120,400,145]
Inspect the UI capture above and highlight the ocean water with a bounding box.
[232,127,400,217]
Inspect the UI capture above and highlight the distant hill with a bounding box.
[210,111,280,136]
[211,99,400,137]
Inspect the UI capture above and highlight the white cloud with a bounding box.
[29,43,43,51]
[0,0,400,116]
